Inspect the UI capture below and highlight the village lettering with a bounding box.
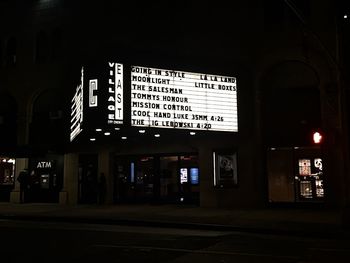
[107,62,123,123]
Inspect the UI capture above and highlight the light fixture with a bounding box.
[115,127,120,131]
[139,130,146,134]
[121,136,127,140]
[104,132,111,136]
[344,14,348,19]
[90,138,96,141]
[190,131,196,136]
[154,134,160,138]
[95,128,102,132]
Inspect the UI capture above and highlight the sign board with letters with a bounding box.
[105,62,123,125]
[70,63,124,142]
[130,66,238,132]
[70,62,238,142]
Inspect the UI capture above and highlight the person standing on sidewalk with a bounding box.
[17,169,29,203]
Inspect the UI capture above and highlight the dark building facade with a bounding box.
[0,0,349,210]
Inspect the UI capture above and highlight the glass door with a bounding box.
[114,156,155,203]
[114,154,199,205]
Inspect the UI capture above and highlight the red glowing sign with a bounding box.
[313,131,322,144]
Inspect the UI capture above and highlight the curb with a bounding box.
[0,213,348,240]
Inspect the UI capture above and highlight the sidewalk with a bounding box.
[0,202,347,238]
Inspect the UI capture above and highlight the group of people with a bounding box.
[17,169,107,204]
[16,169,40,203]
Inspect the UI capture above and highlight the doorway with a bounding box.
[114,154,199,205]
[267,147,324,204]
[78,154,98,204]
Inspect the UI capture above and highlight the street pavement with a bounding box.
[0,202,348,238]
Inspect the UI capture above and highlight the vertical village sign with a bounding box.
[70,62,238,141]
[107,62,123,125]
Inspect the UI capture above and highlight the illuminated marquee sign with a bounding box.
[89,79,98,107]
[131,66,238,132]
[107,62,123,124]
[70,63,124,142]
[70,67,84,142]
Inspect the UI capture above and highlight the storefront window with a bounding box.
[0,157,15,185]
[315,179,324,198]
[135,156,154,198]
[300,181,313,198]
[179,155,199,204]
[297,157,324,200]
[213,152,238,188]
[298,159,311,175]
[267,147,324,203]
[114,154,199,204]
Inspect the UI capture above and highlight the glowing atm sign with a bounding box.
[131,66,238,132]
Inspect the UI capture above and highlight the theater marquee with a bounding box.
[70,63,238,142]
[131,66,238,132]
[70,63,124,142]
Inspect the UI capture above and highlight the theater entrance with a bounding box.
[78,154,98,204]
[113,154,199,205]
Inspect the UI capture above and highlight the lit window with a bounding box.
[299,159,311,175]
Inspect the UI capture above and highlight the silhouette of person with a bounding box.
[98,173,107,204]
[17,169,29,203]
[29,170,40,202]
